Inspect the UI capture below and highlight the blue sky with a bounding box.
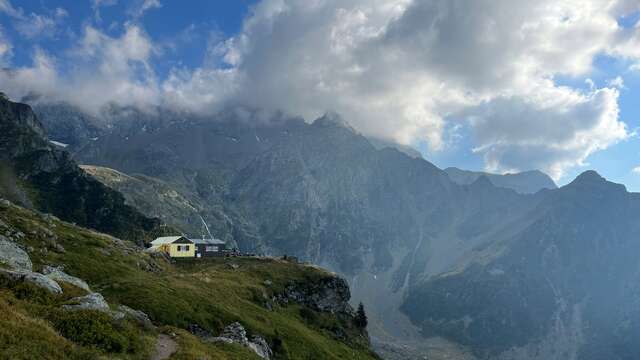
[1,0,256,75]
[1,0,640,191]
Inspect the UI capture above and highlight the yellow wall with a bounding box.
[168,243,195,258]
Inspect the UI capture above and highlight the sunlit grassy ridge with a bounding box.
[0,202,379,359]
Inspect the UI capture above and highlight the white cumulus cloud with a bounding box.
[129,0,162,19]
[0,24,159,113]
[201,0,634,179]
[3,0,640,180]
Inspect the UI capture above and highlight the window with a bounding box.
[177,245,190,252]
[205,246,219,252]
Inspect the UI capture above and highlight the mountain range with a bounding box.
[5,96,639,359]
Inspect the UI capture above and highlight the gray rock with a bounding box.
[249,335,273,360]
[42,266,91,291]
[41,213,60,223]
[211,322,272,359]
[110,311,126,321]
[51,242,65,253]
[117,305,154,329]
[279,276,353,314]
[63,292,110,312]
[227,263,240,270]
[0,235,32,271]
[218,322,248,345]
[0,269,62,294]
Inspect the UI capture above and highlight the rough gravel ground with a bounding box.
[152,334,178,360]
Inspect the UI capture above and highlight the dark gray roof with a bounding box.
[190,238,226,245]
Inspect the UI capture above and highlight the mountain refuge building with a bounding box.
[150,236,227,258]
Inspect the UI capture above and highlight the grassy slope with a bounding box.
[0,201,378,360]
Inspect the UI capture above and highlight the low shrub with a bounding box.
[49,310,144,354]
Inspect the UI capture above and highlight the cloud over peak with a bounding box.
[2,0,640,180]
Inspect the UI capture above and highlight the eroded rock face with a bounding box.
[248,335,273,360]
[0,269,62,294]
[211,322,273,359]
[280,276,353,314]
[42,265,91,291]
[0,234,32,271]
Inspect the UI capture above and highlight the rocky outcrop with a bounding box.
[63,292,110,312]
[0,234,32,271]
[117,305,154,329]
[0,269,62,294]
[278,276,353,314]
[42,265,91,291]
[210,322,273,360]
[247,335,272,360]
[0,232,63,294]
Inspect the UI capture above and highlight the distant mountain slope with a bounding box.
[30,101,106,149]
[80,165,207,237]
[402,171,640,359]
[445,167,557,194]
[0,95,161,242]
[368,138,424,159]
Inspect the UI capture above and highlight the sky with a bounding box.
[1,1,640,190]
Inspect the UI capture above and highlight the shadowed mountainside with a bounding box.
[0,96,163,243]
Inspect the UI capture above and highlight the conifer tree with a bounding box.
[355,302,368,329]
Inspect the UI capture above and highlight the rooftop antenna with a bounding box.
[199,215,214,241]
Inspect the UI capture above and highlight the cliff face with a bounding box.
[0,97,161,243]
[279,275,354,314]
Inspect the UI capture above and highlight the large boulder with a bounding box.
[0,235,32,271]
[117,305,154,329]
[42,265,91,291]
[211,322,273,359]
[63,292,110,312]
[248,335,273,360]
[0,269,62,294]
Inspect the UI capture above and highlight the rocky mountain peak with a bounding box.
[564,170,627,197]
[311,111,356,132]
[469,174,494,190]
[570,170,605,185]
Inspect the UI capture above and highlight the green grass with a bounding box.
[0,202,379,359]
[164,327,261,360]
[0,291,97,360]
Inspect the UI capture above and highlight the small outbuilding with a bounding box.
[191,238,227,258]
[150,236,227,259]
